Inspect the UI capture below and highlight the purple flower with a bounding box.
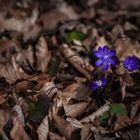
[94,46,116,70]
[91,76,107,90]
[123,56,139,71]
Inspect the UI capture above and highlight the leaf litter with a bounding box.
[0,0,140,140]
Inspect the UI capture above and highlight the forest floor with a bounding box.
[0,0,140,140]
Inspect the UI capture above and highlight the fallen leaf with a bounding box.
[37,115,49,140]
[113,115,132,131]
[64,102,89,118]
[49,132,66,140]
[66,117,83,129]
[52,112,73,140]
[36,37,51,72]
[10,112,31,140]
[39,10,69,29]
[39,82,58,98]
[0,106,11,133]
[61,44,92,80]
[12,105,25,126]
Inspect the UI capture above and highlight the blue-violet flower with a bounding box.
[91,76,107,90]
[94,46,116,70]
[123,56,139,71]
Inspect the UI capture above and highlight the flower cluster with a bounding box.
[91,45,139,91]
[94,46,116,70]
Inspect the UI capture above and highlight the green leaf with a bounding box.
[28,95,51,122]
[64,31,87,43]
[110,103,128,116]
[98,111,110,123]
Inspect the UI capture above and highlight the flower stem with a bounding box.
[120,70,127,88]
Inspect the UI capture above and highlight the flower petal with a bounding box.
[103,61,109,70]
[98,47,103,52]
[108,58,116,66]
[103,46,108,54]
[108,50,116,57]
[91,81,98,90]
[94,51,102,58]
[101,76,107,86]
[95,59,103,66]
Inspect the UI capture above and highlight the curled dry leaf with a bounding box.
[37,116,49,140]
[10,112,31,140]
[36,37,51,72]
[52,112,73,140]
[61,44,92,80]
[12,105,25,126]
[64,102,89,118]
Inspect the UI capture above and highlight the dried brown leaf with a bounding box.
[61,44,92,80]
[81,124,91,140]
[64,102,89,118]
[0,106,10,133]
[113,115,133,131]
[12,105,25,126]
[10,112,31,140]
[59,83,91,104]
[131,99,140,122]
[49,132,66,140]
[36,37,51,72]
[39,82,58,98]
[66,117,83,129]
[115,39,140,61]
[39,10,69,29]
[52,113,73,140]
[0,8,40,40]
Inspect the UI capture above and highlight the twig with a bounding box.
[80,102,110,123]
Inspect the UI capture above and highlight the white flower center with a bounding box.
[96,80,102,87]
[104,55,108,59]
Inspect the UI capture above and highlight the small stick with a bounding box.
[80,102,110,123]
